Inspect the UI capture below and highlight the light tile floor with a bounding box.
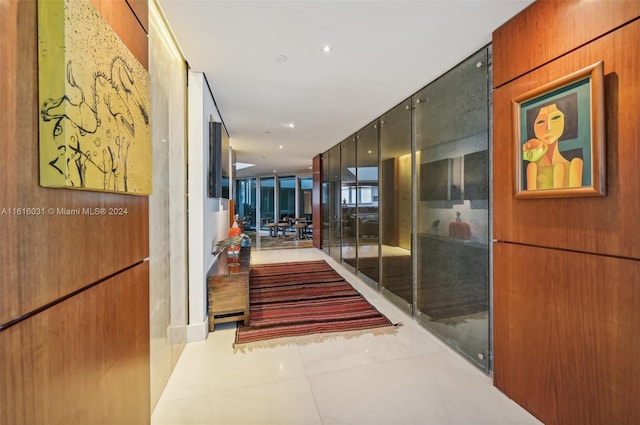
[152,248,542,425]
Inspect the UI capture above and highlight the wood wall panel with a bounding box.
[493,20,640,259]
[493,243,640,425]
[312,154,322,248]
[1,0,150,327]
[493,0,640,87]
[0,262,150,425]
[492,2,640,424]
[92,0,148,69]
[1,0,150,421]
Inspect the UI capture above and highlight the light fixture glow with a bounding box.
[279,145,283,149]
[287,123,295,129]
[321,44,333,53]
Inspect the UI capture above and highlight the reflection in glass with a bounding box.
[259,177,275,229]
[340,136,356,270]
[322,153,330,255]
[328,145,342,263]
[355,122,379,288]
[299,177,313,220]
[278,176,296,220]
[236,178,256,231]
[380,101,413,312]
[414,48,490,371]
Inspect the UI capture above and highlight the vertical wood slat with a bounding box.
[0,263,150,425]
[492,0,640,88]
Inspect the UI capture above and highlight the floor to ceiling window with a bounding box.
[299,177,313,220]
[278,176,296,220]
[414,47,490,370]
[236,178,256,231]
[259,177,275,228]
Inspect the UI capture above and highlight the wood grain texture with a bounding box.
[0,262,150,425]
[493,20,640,260]
[493,243,640,425]
[126,0,149,33]
[493,4,640,424]
[493,0,640,88]
[92,0,148,69]
[1,0,150,327]
[313,154,322,248]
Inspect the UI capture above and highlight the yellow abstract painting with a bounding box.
[38,0,152,194]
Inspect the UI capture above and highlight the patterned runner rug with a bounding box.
[234,260,398,349]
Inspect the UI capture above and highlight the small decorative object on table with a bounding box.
[212,220,249,267]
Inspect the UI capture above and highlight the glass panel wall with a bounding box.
[328,144,342,263]
[322,153,331,255]
[259,176,275,229]
[278,176,296,220]
[379,100,413,312]
[355,121,379,288]
[340,136,356,269]
[317,46,492,373]
[414,48,490,370]
[236,178,256,231]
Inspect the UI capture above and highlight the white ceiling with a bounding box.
[157,0,534,178]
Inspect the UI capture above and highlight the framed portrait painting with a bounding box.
[512,61,605,199]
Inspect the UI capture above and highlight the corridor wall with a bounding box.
[0,0,151,423]
[492,2,640,424]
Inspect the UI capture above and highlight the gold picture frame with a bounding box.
[513,61,605,199]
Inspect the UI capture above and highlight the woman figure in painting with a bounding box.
[522,103,583,190]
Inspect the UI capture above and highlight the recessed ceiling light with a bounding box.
[279,145,283,149]
[321,44,333,54]
[287,123,295,129]
[275,54,288,63]
[273,170,277,173]
[368,150,372,154]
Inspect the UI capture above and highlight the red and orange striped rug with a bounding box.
[234,260,398,349]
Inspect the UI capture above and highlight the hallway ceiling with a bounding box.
[157,0,534,178]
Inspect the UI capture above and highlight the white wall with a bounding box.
[187,71,230,342]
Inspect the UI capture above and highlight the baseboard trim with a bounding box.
[186,317,208,342]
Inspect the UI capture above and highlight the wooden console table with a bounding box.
[207,245,251,331]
